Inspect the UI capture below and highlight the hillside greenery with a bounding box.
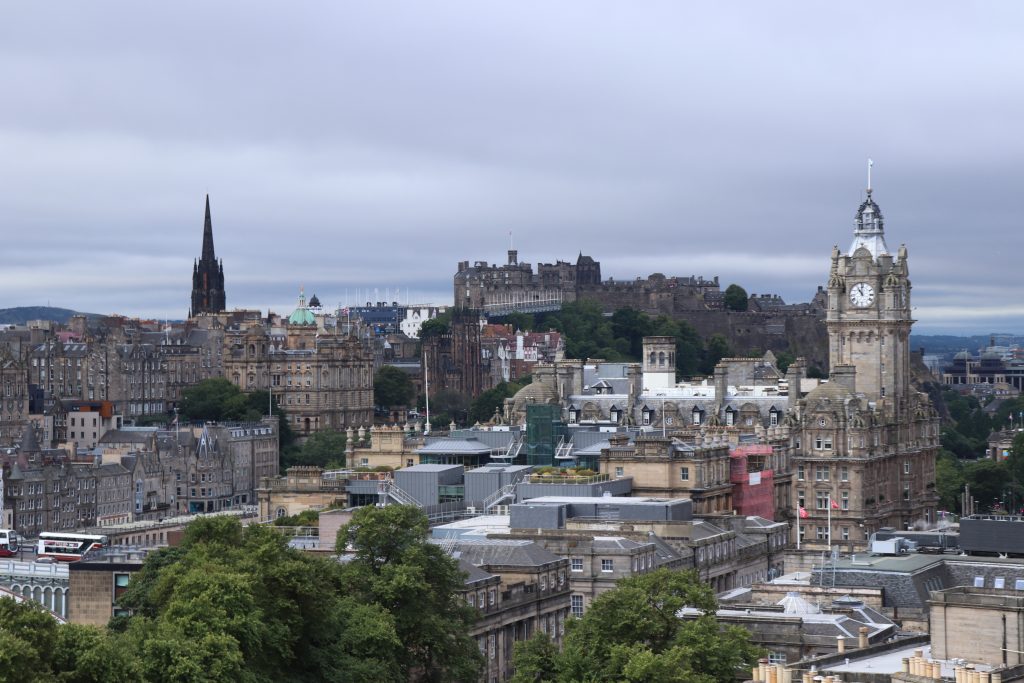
[935,389,1024,514]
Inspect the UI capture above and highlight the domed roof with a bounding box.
[804,381,855,404]
[954,350,972,361]
[510,381,559,418]
[288,288,317,326]
[308,293,321,308]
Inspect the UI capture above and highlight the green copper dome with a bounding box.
[288,288,317,326]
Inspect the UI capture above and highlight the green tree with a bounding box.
[117,516,403,682]
[963,459,1011,513]
[470,379,529,424]
[337,505,483,682]
[179,378,295,456]
[723,284,749,312]
[701,334,732,374]
[513,568,761,683]
[775,351,796,374]
[375,365,415,409]
[418,311,452,339]
[282,428,348,469]
[935,451,965,513]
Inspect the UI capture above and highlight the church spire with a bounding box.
[201,194,216,261]
[190,194,227,316]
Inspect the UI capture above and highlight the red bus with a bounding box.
[0,529,19,558]
[36,532,108,562]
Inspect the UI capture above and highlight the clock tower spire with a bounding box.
[826,178,912,404]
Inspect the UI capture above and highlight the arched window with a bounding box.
[276,507,287,519]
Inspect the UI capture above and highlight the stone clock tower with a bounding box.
[826,188,912,404]
[790,182,939,550]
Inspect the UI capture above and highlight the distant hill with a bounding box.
[911,334,1024,356]
[0,306,101,325]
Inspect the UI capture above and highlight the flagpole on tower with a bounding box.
[867,158,873,192]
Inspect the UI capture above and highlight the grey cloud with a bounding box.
[1,2,1023,332]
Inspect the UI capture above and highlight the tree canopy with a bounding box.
[374,365,415,409]
[337,505,483,682]
[178,378,295,449]
[723,284,749,312]
[511,568,761,683]
[0,512,481,682]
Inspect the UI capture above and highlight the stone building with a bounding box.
[223,291,374,436]
[599,432,733,514]
[455,540,571,682]
[189,195,226,317]
[454,250,829,368]
[421,307,490,400]
[791,187,939,549]
[0,357,29,446]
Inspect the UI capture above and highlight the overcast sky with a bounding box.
[1,2,1022,334]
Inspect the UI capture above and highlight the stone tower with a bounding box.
[792,182,939,550]
[642,336,676,391]
[825,188,912,404]
[190,194,226,317]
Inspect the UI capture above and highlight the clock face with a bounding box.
[849,282,875,307]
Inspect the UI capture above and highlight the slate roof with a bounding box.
[455,539,563,569]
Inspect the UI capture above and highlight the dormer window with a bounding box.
[769,407,779,427]
[567,405,578,424]
[609,406,621,424]
[641,406,653,426]
[692,408,702,426]
[725,407,735,426]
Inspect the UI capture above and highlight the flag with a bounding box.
[798,507,808,519]
[831,498,840,510]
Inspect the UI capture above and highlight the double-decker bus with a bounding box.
[36,532,108,562]
[0,529,19,557]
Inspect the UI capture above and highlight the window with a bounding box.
[615,467,624,478]
[768,652,787,665]
[571,594,584,617]
[467,593,475,607]
[974,576,985,588]
[797,465,805,481]
[815,437,823,450]
[816,526,827,541]
[815,465,829,481]
[692,409,702,426]
[725,410,734,426]
[642,409,652,426]
[680,467,690,481]
[488,589,495,606]
[570,558,583,572]
[840,466,849,482]
[568,408,578,424]
[995,577,1006,589]
[841,526,850,541]
[797,490,806,508]
[841,491,849,510]
[903,483,911,500]
[816,492,830,510]
[904,461,911,475]
[601,559,613,573]
[770,410,779,427]
[540,575,547,590]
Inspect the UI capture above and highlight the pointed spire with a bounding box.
[201,194,215,261]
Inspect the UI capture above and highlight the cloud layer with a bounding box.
[1,2,1022,333]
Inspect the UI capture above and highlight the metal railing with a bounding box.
[377,480,420,507]
[483,483,518,512]
[0,560,70,580]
